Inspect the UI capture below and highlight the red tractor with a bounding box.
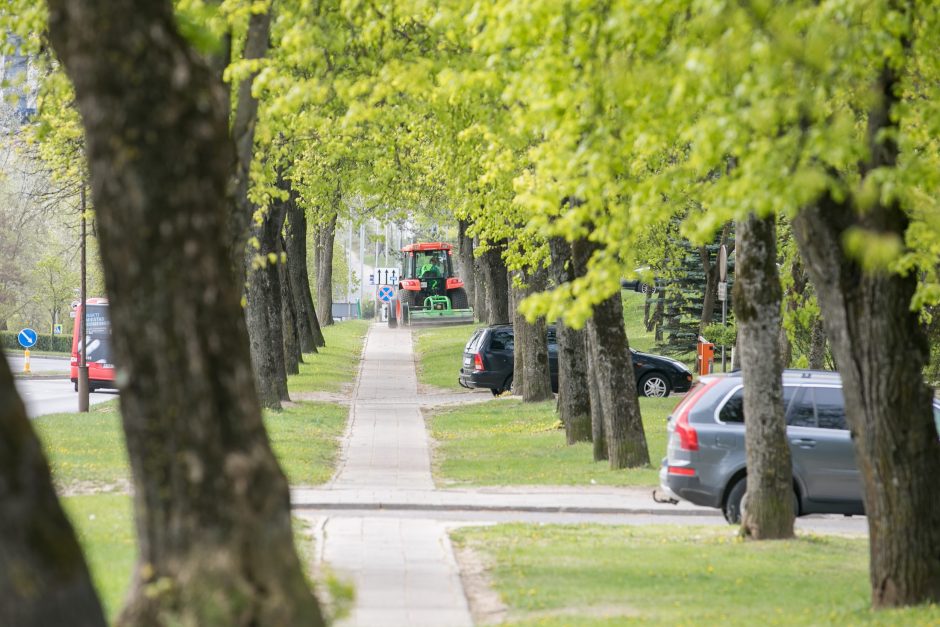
[390,242,473,327]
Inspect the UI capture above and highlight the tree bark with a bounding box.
[472,237,488,323]
[480,241,510,324]
[519,267,553,402]
[316,211,337,327]
[511,276,525,396]
[457,218,476,314]
[47,3,326,624]
[245,198,290,408]
[280,241,302,375]
[585,330,608,462]
[549,236,591,443]
[793,59,940,607]
[227,9,271,285]
[808,318,827,369]
[572,237,649,468]
[735,214,794,540]
[700,224,734,332]
[284,181,323,351]
[0,358,106,627]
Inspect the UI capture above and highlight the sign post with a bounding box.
[17,328,37,373]
[718,244,728,372]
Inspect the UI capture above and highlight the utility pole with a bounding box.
[78,184,90,412]
[358,222,364,314]
[347,219,352,319]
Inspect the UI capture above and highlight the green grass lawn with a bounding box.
[452,524,940,626]
[65,495,328,623]
[428,396,676,487]
[288,319,369,394]
[34,400,347,492]
[63,494,135,622]
[413,323,481,390]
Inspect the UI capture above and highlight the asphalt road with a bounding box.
[13,377,115,418]
[5,352,72,374]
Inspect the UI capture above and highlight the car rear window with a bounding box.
[489,329,514,351]
[465,329,484,353]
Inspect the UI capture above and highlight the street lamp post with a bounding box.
[78,184,90,412]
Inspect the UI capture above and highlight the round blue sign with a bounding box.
[18,328,38,349]
[378,286,395,302]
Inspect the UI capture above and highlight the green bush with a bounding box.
[1,330,74,353]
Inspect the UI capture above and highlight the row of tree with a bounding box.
[1,0,938,623]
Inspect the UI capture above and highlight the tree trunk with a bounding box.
[279,233,302,376]
[245,201,290,408]
[808,318,827,369]
[0,358,107,627]
[511,276,525,396]
[47,3,326,624]
[457,218,476,312]
[585,331,608,462]
[735,214,794,540]
[284,181,322,351]
[572,236,649,468]
[227,9,270,285]
[520,267,553,402]
[793,60,940,607]
[549,236,591,443]
[473,237,488,323]
[480,241,510,324]
[316,212,337,327]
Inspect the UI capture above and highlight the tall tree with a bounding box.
[284,188,325,350]
[46,1,325,623]
[315,210,338,327]
[735,213,793,539]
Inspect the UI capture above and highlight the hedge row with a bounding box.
[1,331,74,353]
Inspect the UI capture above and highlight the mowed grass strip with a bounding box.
[428,396,675,487]
[452,524,940,626]
[413,323,481,390]
[34,400,347,492]
[288,319,369,394]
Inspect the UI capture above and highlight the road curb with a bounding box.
[290,501,721,517]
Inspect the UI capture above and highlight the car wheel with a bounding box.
[490,387,501,397]
[503,375,513,396]
[639,372,671,398]
[724,477,747,524]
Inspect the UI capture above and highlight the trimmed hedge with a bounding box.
[1,330,74,353]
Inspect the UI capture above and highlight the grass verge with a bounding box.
[35,400,346,492]
[428,396,675,487]
[63,494,135,622]
[288,319,369,394]
[452,524,939,626]
[413,323,481,390]
[65,495,341,623]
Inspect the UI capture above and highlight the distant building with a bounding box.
[1,34,38,128]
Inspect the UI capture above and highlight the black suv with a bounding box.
[458,324,693,397]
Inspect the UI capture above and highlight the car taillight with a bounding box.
[670,378,721,452]
[473,353,484,372]
[674,411,699,451]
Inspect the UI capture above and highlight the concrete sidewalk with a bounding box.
[309,324,473,627]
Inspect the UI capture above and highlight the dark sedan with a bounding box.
[458,324,693,397]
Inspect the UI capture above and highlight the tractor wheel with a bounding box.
[401,303,411,325]
[388,299,398,328]
[449,287,469,309]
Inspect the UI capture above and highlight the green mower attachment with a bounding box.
[404,295,474,327]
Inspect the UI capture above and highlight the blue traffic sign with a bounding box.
[18,328,38,349]
[378,286,395,302]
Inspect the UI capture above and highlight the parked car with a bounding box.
[458,324,693,397]
[658,369,940,524]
